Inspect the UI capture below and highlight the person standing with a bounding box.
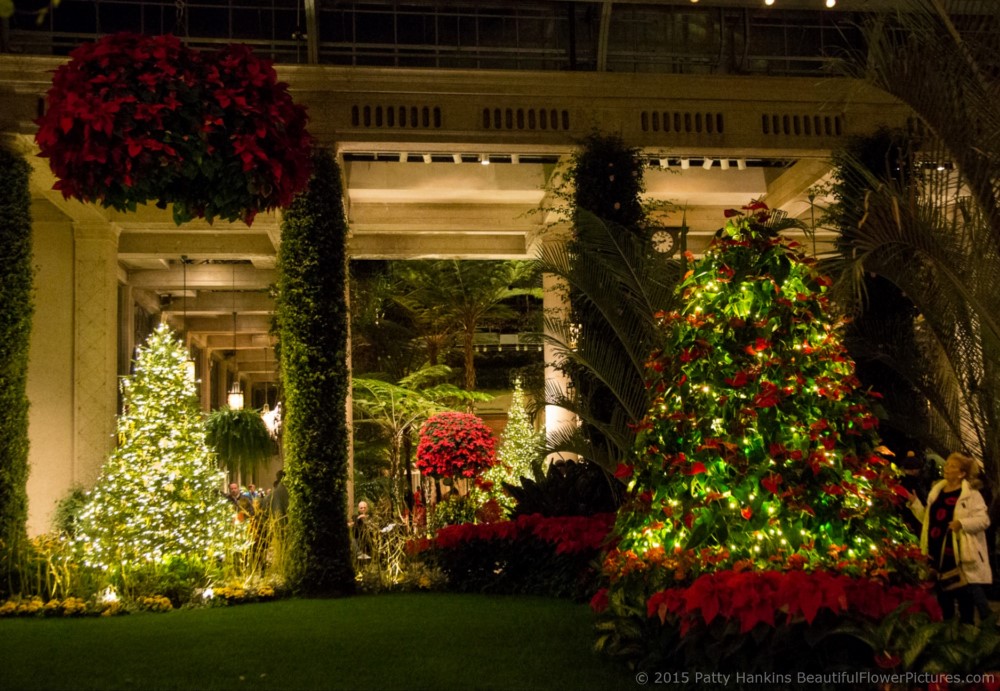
[225,482,254,517]
[268,470,289,521]
[908,452,992,624]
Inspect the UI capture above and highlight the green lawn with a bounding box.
[1,593,634,691]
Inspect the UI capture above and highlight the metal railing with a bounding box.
[4,0,860,77]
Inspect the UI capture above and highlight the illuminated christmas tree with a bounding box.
[76,324,233,574]
[597,205,932,658]
[482,378,544,514]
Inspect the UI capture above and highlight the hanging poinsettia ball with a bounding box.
[35,32,312,225]
[416,412,497,480]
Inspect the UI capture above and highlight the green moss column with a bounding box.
[0,145,33,595]
[276,148,354,595]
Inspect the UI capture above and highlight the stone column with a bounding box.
[73,221,121,487]
[199,346,212,412]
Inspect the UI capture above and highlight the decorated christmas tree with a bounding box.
[76,324,233,575]
[481,379,544,514]
[596,205,934,667]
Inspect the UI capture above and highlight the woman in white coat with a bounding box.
[908,452,992,624]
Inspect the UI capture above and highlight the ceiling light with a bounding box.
[702,158,714,170]
[180,256,195,382]
[764,0,775,5]
[227,384,244,411]
[825,0,836,6]
[480,154,490,166]
[737,158,747,170]
[680,158,690,170]
[452,153,462,164]
[422,153,433,164]
[720,159,730,170]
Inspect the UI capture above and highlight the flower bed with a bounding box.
[413,513,614,599]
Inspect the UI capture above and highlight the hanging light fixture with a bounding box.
[181,256,196,382]
[227,264,244,410]
[261,340,281,438]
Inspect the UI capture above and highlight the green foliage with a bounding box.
[570,131,647,230]
[353,365,491,512]
[559,132,661,471]
[539,133,682,470]
[204,407,276,478]
[115,557,212,606]
[52,486,88,538]
[393,259,540,390]
[427,493,479,530]
[506,459,622,518]
[422,534,600,600]
[6,534,96,602]
[75,324,234,577]
[830,2,1000,501]
[837,606,1000,677]
[275,148,354,595]
[0,145,32,597]
[826,129,925,453]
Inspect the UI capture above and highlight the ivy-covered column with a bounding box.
[0,145,33,594]
[276,148,354,595]
[73,221,121,487]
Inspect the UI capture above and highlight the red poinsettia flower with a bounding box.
[35,32,313,225]
[760,473,783,494]
[614,463,634,479]
[415,411,496,479]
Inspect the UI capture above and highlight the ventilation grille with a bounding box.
[761,113,842,137]
[482,107,571,131]
[351,104,443,129]
[640,110,725,135]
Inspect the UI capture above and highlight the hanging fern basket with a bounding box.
[205,407,276,479]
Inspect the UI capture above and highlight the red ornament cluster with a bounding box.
[35,33,313,225]
[415,411,497,479]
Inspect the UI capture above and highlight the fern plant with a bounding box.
[204,407,275,479]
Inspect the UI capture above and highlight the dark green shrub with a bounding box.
[506,459,622,517]
[275,148,354,596]
[53,486,88,538]
[0,145,33,598]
